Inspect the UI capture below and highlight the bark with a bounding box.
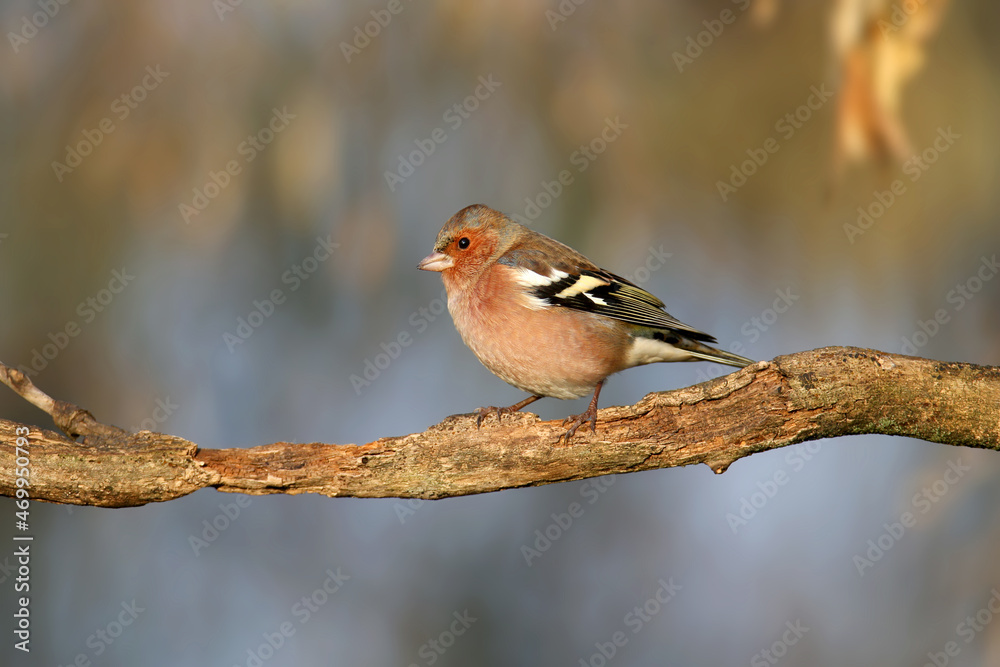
[1,346,998,508]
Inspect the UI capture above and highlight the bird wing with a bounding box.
[498,233,717,343]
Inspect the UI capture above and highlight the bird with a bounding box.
[417,204,753,443]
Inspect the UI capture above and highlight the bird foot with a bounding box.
[559,406,598,445]
[473,395,542,428]
[473,405,514,428]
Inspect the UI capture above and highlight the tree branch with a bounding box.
[1,346,998,507]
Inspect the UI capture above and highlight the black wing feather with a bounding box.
[499,229,717,343]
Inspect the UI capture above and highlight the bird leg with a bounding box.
[474,394,543,428]
[559,380,604,444]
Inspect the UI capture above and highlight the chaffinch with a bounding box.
[418,204,753,442]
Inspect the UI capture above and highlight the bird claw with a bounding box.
[473,406,509,428]
[558,408,598,445]
[473,395,543,428]
[472,405,500,428]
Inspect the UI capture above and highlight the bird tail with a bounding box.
[678,338,755,368]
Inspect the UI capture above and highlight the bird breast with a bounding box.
[444,265,628,399]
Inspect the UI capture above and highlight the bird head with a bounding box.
[418,204,516,291]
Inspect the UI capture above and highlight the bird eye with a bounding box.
[457,237,471,250]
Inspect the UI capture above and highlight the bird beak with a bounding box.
[417,251,454,272]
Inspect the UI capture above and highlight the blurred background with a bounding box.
[2,0,999,664]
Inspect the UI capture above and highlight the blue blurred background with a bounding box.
[2,0,1000,665]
